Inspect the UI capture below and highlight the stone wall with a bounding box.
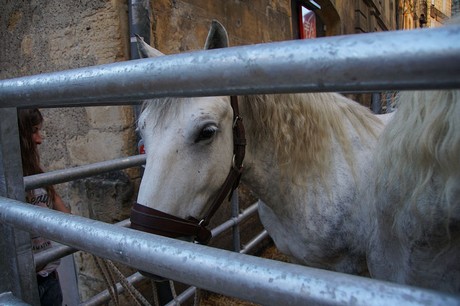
[150,0,292,52]
[1,0,138,302]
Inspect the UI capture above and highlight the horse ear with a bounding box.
[204,20,229,50]
[135,34,164,58]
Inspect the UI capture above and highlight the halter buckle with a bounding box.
[233,115,241,128]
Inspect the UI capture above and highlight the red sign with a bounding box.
[300,7,316,39]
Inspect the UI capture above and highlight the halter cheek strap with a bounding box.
[130,96,245,244]
[200,95,245,226]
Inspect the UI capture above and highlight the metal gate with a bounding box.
[1,25,460,305]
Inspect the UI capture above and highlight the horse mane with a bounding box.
[375,90,460,239]
[241,92,382,184]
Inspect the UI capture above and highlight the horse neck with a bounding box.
[238,92,381,229]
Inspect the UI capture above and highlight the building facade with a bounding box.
[398,0,453,30]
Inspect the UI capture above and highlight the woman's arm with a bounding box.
[53,193,71,214]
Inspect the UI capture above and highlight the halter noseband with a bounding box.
[130,96,245,244]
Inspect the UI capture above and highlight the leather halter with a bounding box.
[130,96,246,244]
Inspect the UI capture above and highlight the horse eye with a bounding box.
[195,125,218,143]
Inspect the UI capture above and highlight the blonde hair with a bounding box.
[241,92,381,185]
[375,90,460,239]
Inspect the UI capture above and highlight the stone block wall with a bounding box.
[149,0,293,53]
[1,0,138,302]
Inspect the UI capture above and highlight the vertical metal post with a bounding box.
[128,0,151,58]
[371,92,382,114]
[0,108,39,305]
[128,0,150,168]
[128,0,151,121]
[231,189,241,252]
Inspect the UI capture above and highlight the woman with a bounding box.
[18,108,70,306]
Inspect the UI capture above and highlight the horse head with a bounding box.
[132,21,239,243]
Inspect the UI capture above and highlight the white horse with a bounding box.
[133,21,459,293]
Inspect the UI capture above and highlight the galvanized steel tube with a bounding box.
[0,26,459,108]
[231,190,241,252]
[23,155,146,191]
[165,286,196,306]
[35,202,257,270]
[240,230,269,255]
[80,272,146,306]
[1,198,458,306]
[34,244,78,270]
[34,219,130,268]
[37,203,262,305]
[0,292,30,306]
[211,202,258,237]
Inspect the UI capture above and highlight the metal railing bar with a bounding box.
[231,189,241,252]
[1,198,457,306]
[79,204,263,306]
[34,219,130,268]
[23,155,146,191]
[165,286,196,306]
[166,229,271,306]
[80,272,146,306]
[34,203,263,305]
[34,203,258,269]
[0,292,30,306]
[240,230,269,255]
[36,205,265,305]
[1,26,459,109]
[211,202,258,237]
[34,244,78,269]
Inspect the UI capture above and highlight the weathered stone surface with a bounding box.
[72,171,134,222]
